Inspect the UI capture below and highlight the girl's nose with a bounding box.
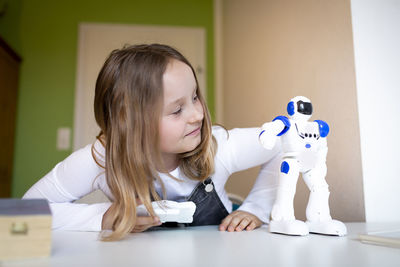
[188,104,204,123]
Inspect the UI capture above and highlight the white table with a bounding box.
[2,223,400,267]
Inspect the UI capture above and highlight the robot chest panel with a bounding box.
[282,122,323,170]
[294,122,321,144]
[282,122,321,151]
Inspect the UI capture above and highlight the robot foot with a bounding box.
[269,220,309,236]
[306,220,347,236]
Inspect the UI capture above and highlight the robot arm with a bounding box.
[313,120,329,163]
[314,120,329,137]
[259,116,290,149]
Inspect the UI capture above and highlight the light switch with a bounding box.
[57,127,71,150]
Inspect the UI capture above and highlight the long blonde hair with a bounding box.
[93,44,216,241]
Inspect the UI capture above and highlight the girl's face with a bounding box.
[159,59,204,166]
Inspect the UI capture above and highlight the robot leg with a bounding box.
[269,158,309,236]
[302,164,347,236]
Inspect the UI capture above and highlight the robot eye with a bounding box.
[314,134,317,138]
[297,101,313,115]
[305,133,308,137]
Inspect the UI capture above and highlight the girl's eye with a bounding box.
[172,108,182,115]
[193,95,198,101]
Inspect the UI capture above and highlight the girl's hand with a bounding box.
[130,215,162,233]
[219,210,263,232]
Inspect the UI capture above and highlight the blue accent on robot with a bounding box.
[259,130,265,138]
[305,144,311,148]
[280,161,290,174]
[287,101,295,116]
[273,116,291,136]
[314,120,330,138]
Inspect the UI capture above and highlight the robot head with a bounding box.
[286,96,313,121]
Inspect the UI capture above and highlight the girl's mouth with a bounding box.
[185,127,201,137]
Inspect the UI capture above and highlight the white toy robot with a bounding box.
[259,96,347,236]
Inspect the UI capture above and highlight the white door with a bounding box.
[73,23,206,150]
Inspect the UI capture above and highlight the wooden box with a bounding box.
[0,198,52,261]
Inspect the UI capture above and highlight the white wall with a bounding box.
[351,0,400,222]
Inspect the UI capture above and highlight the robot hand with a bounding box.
[259,120,286,150]
[136,200,196,223]
[259,130,277,150]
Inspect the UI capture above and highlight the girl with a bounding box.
[23,44,281,241]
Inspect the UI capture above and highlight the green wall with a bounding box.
[10,0,215,197]
[0,0,22,53]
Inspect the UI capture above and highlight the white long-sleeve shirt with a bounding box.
[23,126,281,231]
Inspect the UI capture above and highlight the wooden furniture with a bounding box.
[0,36,21,197]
